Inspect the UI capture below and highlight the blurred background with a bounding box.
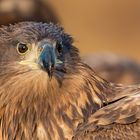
[51,0,140,60]
[0,0,140,84]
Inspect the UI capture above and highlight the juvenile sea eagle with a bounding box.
[0,22,140,140]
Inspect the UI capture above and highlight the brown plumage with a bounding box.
[0,22,140,140]
[83,53,140,85]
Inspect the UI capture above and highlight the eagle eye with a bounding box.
[17,43,29,54]
[56,42,63,54]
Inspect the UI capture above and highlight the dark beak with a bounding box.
[39,43,56,78]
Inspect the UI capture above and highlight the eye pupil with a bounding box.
[56,42,63,54]
[17,43,28,54]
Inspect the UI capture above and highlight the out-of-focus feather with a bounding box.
[83,53,140,85]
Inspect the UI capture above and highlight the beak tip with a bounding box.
[48,70,52,79]
[47,65,55,80]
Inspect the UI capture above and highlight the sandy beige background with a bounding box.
[49,0,140,61]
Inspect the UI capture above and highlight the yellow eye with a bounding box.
[17,43,29,54]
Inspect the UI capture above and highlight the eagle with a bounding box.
[0,22,140,140]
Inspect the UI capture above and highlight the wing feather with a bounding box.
[73,92,140,139]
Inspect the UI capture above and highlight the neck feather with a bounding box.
[0,63,113,140]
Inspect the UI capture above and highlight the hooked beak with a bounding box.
[39,43,56,78]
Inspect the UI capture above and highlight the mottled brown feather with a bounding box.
[73,87,140,140]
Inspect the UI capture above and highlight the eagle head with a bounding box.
[0,22,80,87]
